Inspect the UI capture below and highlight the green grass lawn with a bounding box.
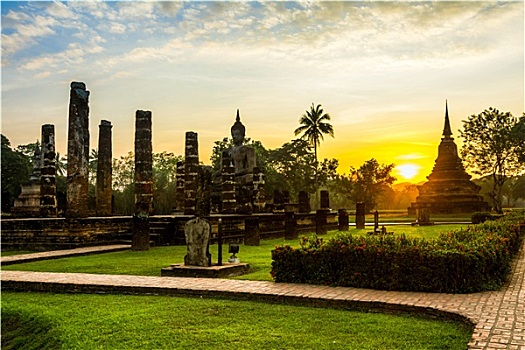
[2,224,468,281]
[2,292,472,350]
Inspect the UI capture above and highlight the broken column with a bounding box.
[132,110,153,251]
[66,81,90,218]
[252,166,265,213]
[221,150,237,214]
[175,161,185,212]
[40,124,57,217]
[338,209,349,231]
[356,202,366,229]
[96,120,112,216]
[298,191,311,213]
[320,190,330,210]
[184,132,199,216]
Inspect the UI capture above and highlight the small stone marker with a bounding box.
[184,217,212,267]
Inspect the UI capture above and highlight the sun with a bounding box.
[396,163,421,181]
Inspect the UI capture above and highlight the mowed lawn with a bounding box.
[2,292,472,350]
[2,224,468,281]
[2,224,473,349]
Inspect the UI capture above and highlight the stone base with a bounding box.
[411,222,435,226]
[161,263,250,278]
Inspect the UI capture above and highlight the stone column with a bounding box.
[252,167,265,213]
[31,141,42,183]
[175,161,185,212]
[356,202,365,229]
[221,150,237,214]
[298,191,311,213]
[66,81,90,218]
[315,209,328,235]
[196,165,211,217]
[273,190,284,212]
[338,209,349,231]
[320,190,330,209]
[245,217,260,246]
[40,124,57,217]
[184,132,199,215]
[285,211,298,240]
[96,120,112,216]
[132,110,153,251]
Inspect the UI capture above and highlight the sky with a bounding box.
[1,0,523,184]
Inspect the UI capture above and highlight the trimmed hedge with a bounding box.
[271,216,524,293]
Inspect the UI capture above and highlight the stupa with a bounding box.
[409,102,490,214]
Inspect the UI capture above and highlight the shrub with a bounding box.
[271,216,524,293]
[471,212,494,224]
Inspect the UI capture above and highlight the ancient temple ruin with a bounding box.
[66,82,90,217]
[210,110,265,214]
[410,102,490,214]
[13,142,42,216]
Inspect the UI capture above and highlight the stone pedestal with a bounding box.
[96,120,112,216]
[40,124,57,217]
[66,81,90,218]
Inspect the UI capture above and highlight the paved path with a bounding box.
[2,243,523,350]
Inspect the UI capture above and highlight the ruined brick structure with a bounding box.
[410,102,490,214]
[184,132,199,215]
[132,110,153,250]
[96,120,112,216]
[40,124,57,217]
[66,82,90,217]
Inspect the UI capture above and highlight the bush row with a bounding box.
[271,216,524,293]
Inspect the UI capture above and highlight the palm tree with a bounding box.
[294,103,334,165]
[55,152,67,177]
[294,103,335,208]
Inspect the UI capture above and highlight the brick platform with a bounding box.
[2,243,523,350]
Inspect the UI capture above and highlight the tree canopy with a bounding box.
[459,108,525,213]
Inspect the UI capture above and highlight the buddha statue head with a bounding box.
[230,109,246,146]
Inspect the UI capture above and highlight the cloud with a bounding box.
[46,1,76,19]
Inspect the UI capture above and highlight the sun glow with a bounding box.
[396,163,422,181]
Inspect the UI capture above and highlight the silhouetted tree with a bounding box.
[348,159,396,212]
[460,108,525,213]
[1,135,31,212]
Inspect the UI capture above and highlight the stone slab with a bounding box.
[161,263,249,278]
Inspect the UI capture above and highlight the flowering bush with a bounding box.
[271,216,524,293]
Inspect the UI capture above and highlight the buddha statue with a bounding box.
[227,110,256,184]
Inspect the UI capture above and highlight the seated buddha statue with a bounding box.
[227,110,256,185]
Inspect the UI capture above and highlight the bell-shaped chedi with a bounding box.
[410,102,490,214]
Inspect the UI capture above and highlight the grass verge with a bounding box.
[2,292,472,350]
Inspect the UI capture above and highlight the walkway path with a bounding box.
[2,243,523,350]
